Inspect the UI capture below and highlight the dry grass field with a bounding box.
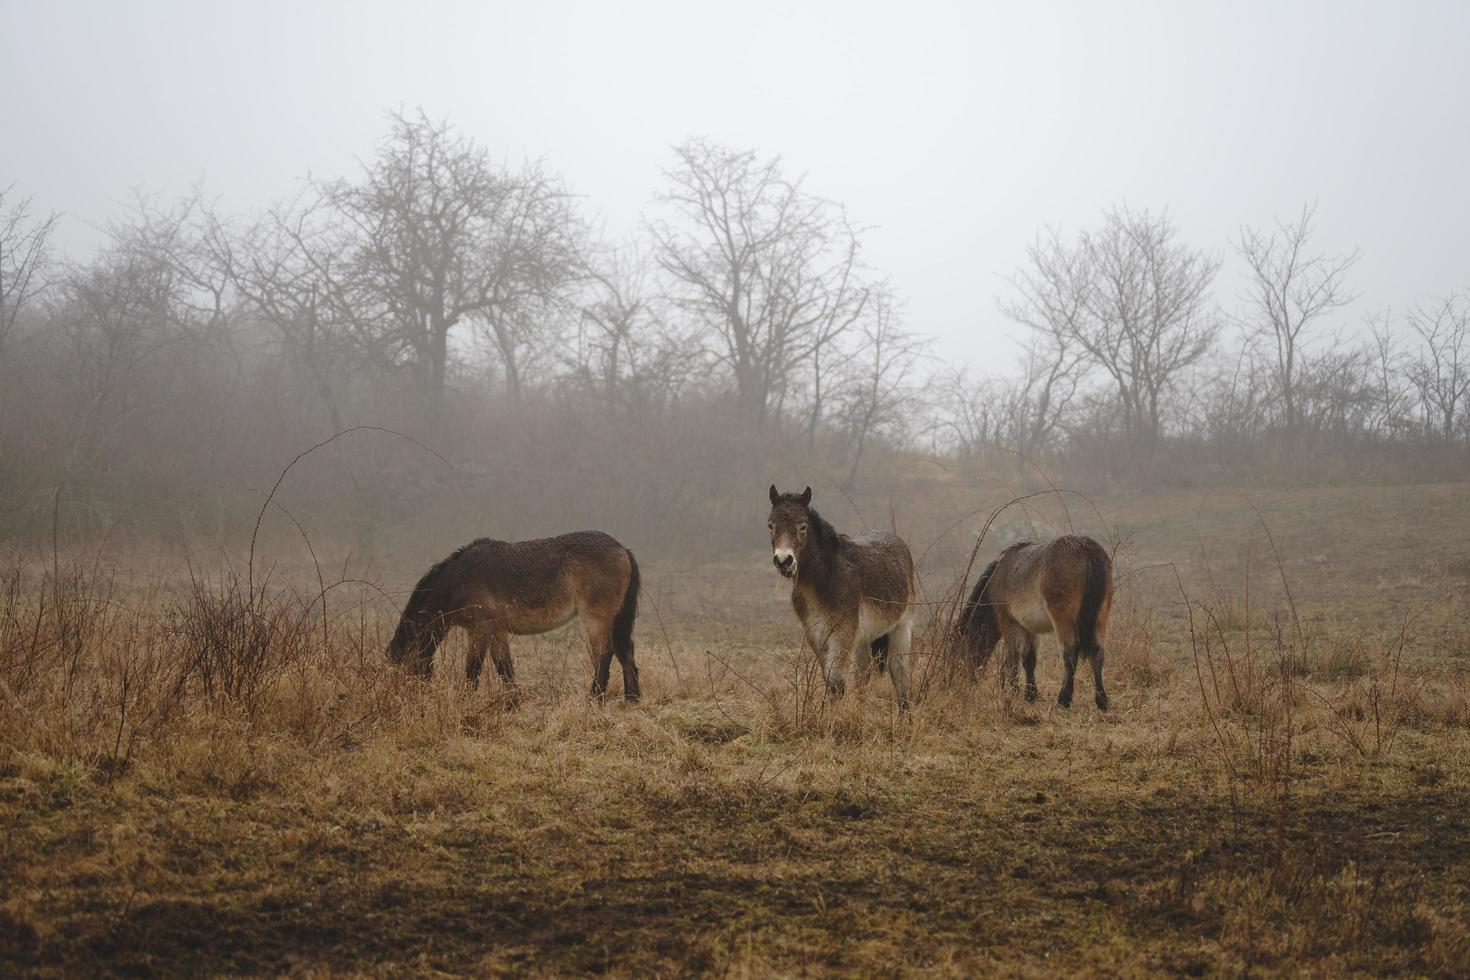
[3,479,1469,976]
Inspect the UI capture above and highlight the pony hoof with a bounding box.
[1095,692,1109,711]
[1024,686,1039,703]
[1057,692,1073,709]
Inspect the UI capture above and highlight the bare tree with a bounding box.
[1364,312,1413,440]
[569,244,701,415]
[468,161,585,403]
[801,297,878,452]
[1004,207,1220,462]
[1405,293,1470,442]
[1008,331,1083,459]
[833,285,928,485]
[930,332,1081,462]
[324,109,582,423]
[217,195,371,430]
[0,186,60,359]
[52,230,196,480]
[1234,203,1360,435]
[1199,344,1272,446]
[112,189,240,336]
[652,138,868,428]
[1294,345,1378,438]
[203,191,431,552]
[929,367,1008,457]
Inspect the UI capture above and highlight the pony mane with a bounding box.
[803,505,843,556]
[386,539,480,664]
[418,539,476,585]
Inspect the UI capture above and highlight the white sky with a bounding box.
[4,0,1468,371]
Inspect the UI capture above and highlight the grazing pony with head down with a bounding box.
[954,534,1112,710]
[387,530,641,701]
[767,485,916,709]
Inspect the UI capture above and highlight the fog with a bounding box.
[6,14,1470,968]
[3,1,1469,565]
[6,0,1469,367]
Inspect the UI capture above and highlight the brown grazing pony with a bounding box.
[954,534,1113,710]
[767,485,916,709]
[386,531,641,701]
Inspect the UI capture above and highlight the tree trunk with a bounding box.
[426,321,448,432]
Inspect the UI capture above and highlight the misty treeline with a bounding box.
[2,110,1467,560]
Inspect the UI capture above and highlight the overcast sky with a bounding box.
[4,0,1468,371]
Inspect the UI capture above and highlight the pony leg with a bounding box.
[850,638,873,694]
[1091,648,1109,711]
[820,623,857,699]
[613,633,641,702]
[1057,644,1080,708]
[1021,633,1039,703]
[485,632,520,708]
[870,634,890,675]
[824,649,847,697]
[588,625,616,701]
[1053,583,1112,710]
[486,631,515,685]
[466,625,489,686]
[885,613,914,712]
[1048,606,1080,708]
[1001,635,1021,692]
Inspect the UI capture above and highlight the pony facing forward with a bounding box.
[767,485,916,709]
[954,534,1112,710]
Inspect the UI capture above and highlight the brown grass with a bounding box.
[3,482,1469,976]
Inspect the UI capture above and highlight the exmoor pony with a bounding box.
[954,534,1113,710]
[387,531,641,701]
[767,485,916,709]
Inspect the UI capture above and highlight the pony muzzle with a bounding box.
[772,550,796,578]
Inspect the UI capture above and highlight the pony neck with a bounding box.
[797,507,841,581]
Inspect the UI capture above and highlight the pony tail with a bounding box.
[1075,540,1112,658]
[611,549,641,700]
[612,550,640,656]
[955,559,1002,668]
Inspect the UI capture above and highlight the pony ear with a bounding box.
[769,484,780,506]
[799,486,812,506]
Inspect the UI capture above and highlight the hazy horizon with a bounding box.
[5,0,1469,371]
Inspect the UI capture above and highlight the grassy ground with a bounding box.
[3,481,1469,976]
